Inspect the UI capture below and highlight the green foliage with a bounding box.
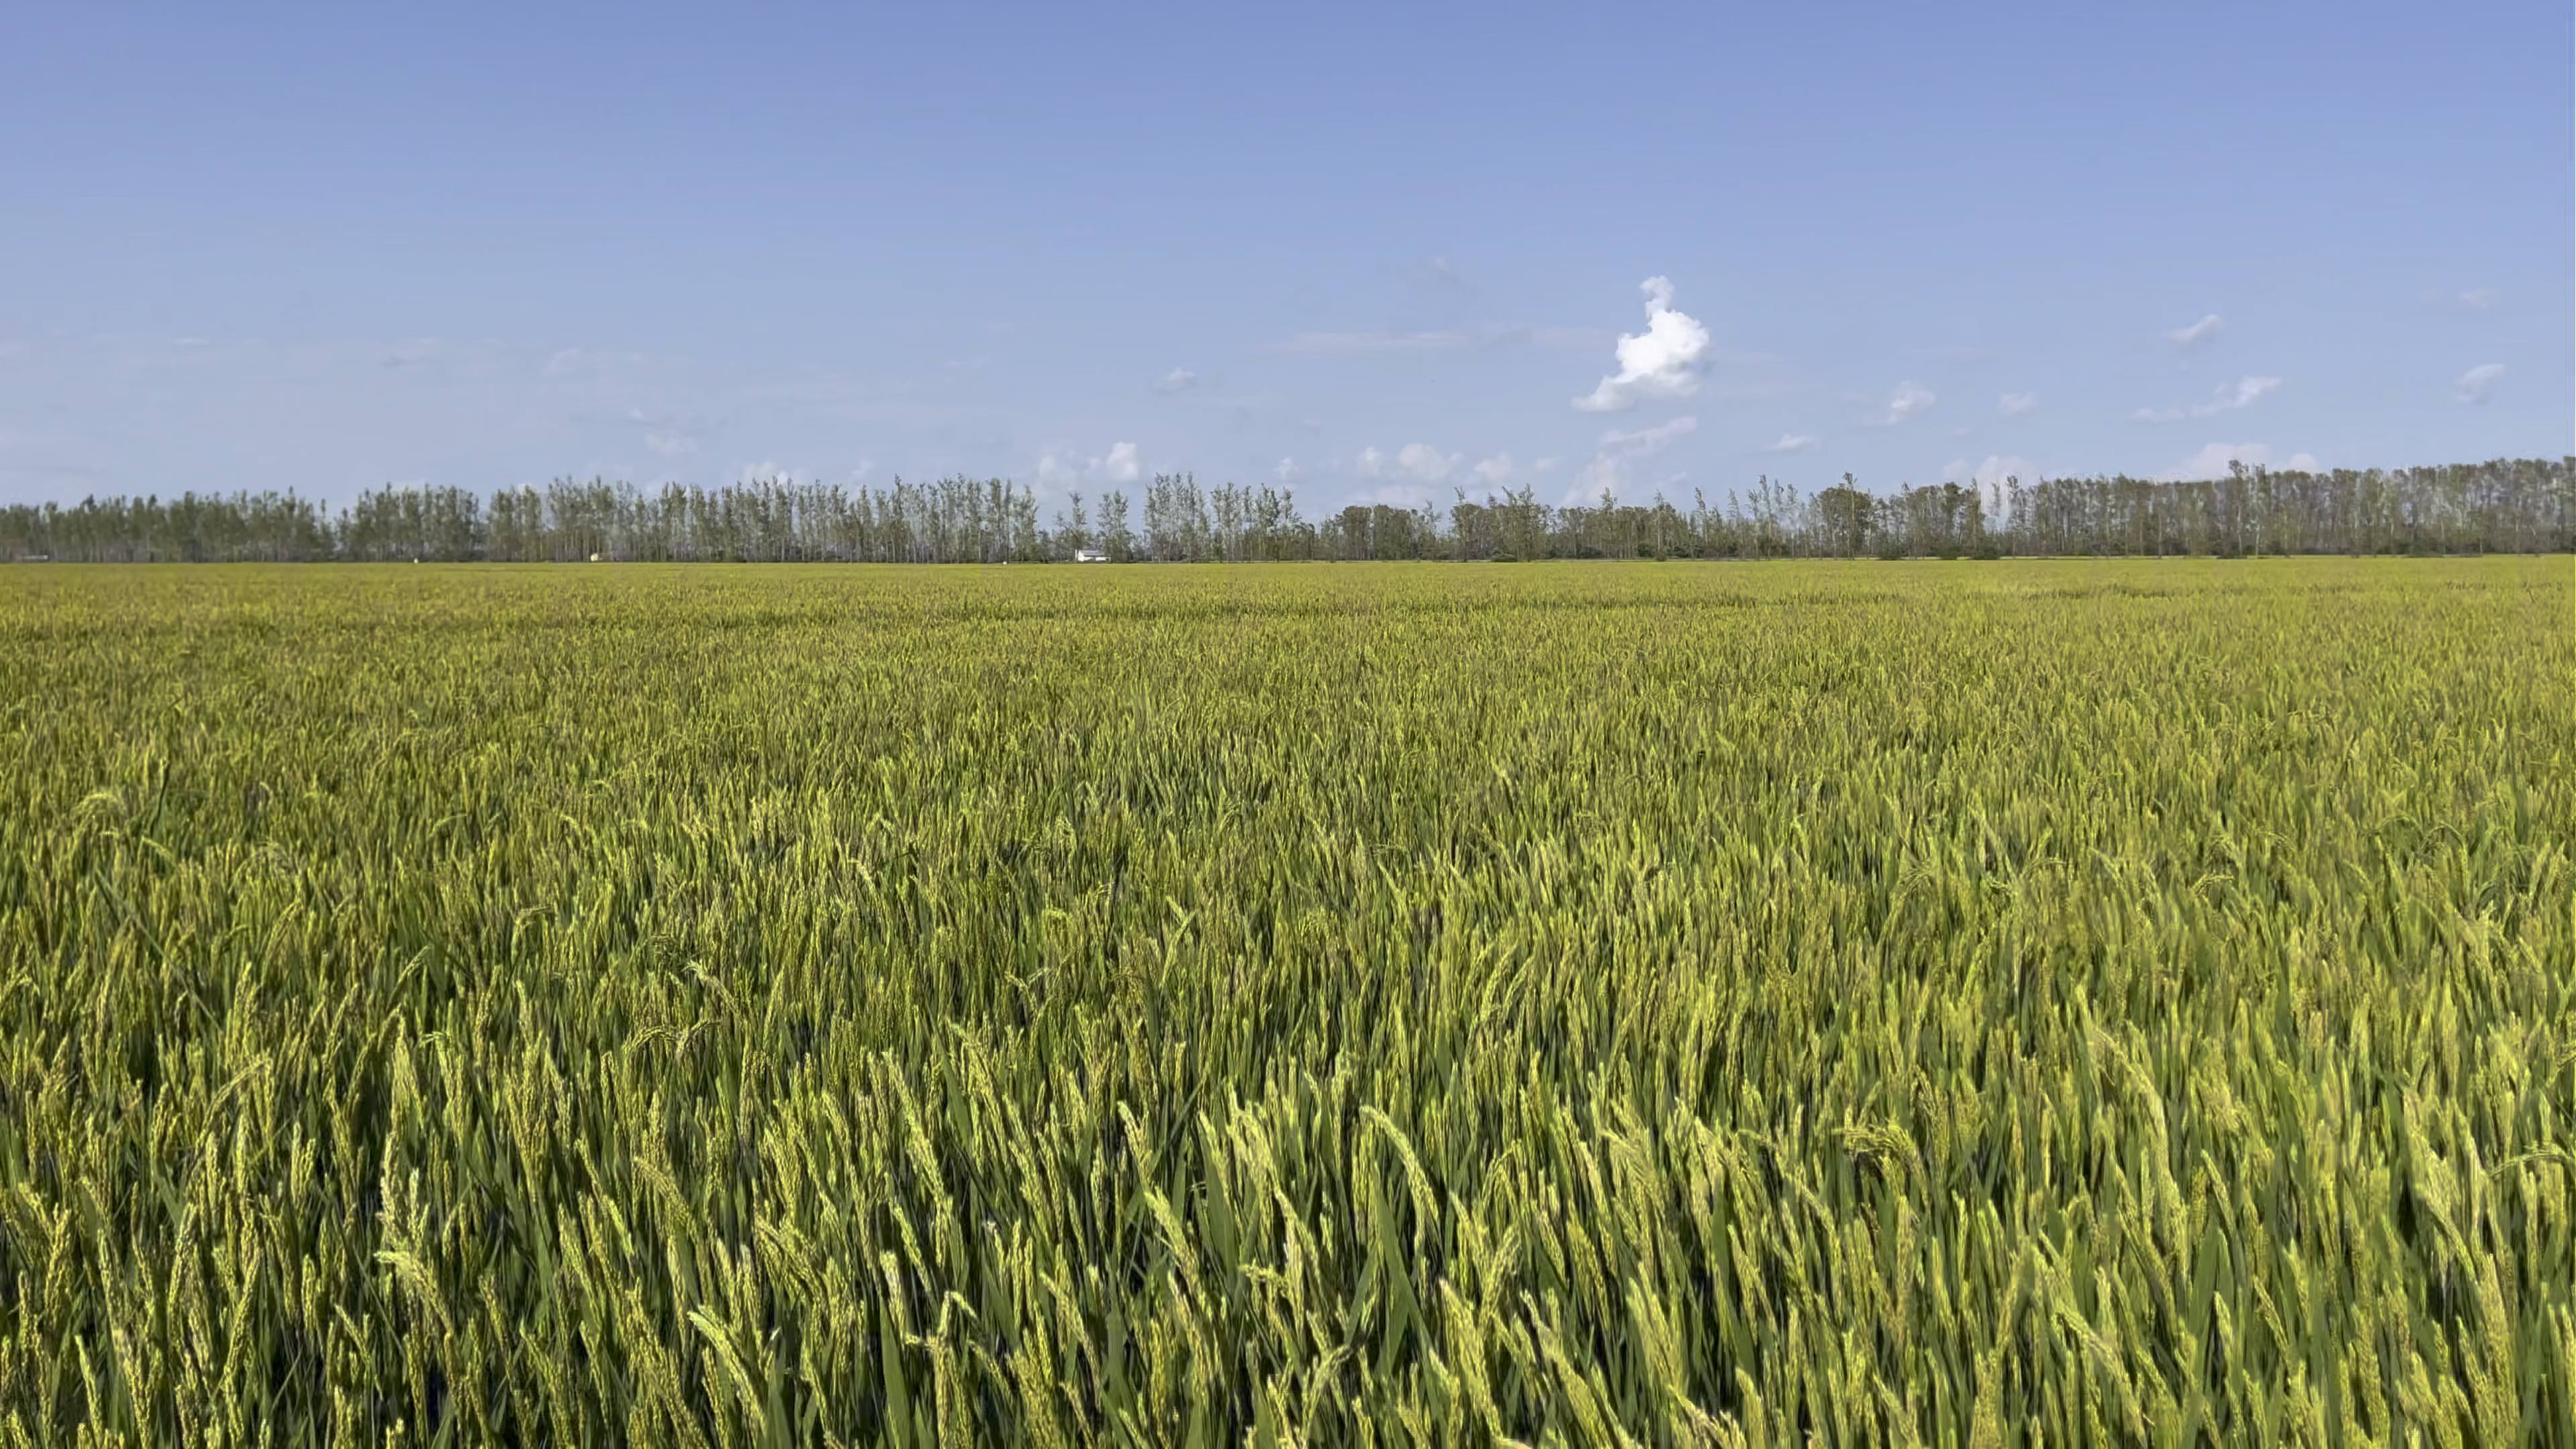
[1,557,2570,1445]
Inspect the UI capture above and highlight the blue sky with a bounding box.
[3,1,2567,512]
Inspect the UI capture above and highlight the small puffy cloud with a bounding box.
[1572,276,1713,412]
[1273,456,1300,482]
[2166,313,2224,347]
[1866,381,1936,427]
[1574,415,1698,500]
[1764,433,1819,453]
[2134,375,2282,423]
[2455,363,2505,404]
[1098,441,1141,482]
[1152,367,1197,394]
[1470,453,1515,486]
[1998,391,2037,417]
[2161,442,2322,482]
[2459,288,2497,310]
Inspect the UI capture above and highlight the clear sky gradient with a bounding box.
[3,1,2568,511]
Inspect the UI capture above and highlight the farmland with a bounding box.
[1,557,2570,1444]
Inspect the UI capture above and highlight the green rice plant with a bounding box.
[0,556,2569,1445]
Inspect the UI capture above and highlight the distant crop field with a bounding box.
[1,557,2570,1444]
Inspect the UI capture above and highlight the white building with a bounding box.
[1073,549,1108,563]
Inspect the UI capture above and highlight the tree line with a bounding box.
[3,457,2566,564]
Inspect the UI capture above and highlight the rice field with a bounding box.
[1,556,2570,1446]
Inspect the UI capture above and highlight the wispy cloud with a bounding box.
[2133,375,2281,423]
[1572,415,1697,500]
[1998,392,2037,417]
[1763,432,1818,453]
[2458,288,2497,310]
[626,405,712,458]
[2455,363,2505,403]
[2165,313,2224,347]
[1151,367,1198,394]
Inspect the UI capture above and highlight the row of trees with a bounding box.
[4,458,2567,564]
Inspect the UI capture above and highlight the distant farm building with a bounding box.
[1073,549,1108,563]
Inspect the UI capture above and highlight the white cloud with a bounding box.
[1152,367,1197,394]
[1470,453,1515,486]
[2133,375,2282,423]
[1572,276,1713,412]
[1273,456,1300,482]
[1532,456,1563,474]
[1358,443,1461,486]
[1866,381,1936,427]
[1941,453,2033,489]
[1998,392,2037,417]
[2459,288,2496,310]
[1941,454,2035,520]
[1364,482,1440,508]
[1764,432,1818,453]
[1036,441,1143,490]
[2455,363,2504,404]
[2166,313,2224,347]
[734,460,820,487]
[1574,415,1698,501]
[2161,443,2322,482]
